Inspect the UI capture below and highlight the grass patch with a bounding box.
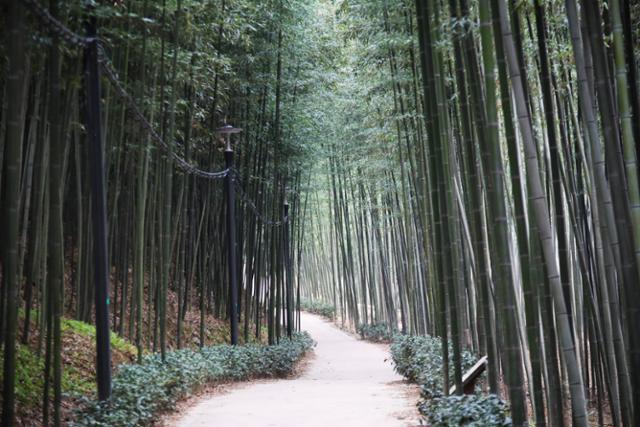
[61,318,137,355]
[0,344,45,409]
[1,312,138,424]
[0,343,94,409]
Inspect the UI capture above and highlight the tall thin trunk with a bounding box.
[497,1,588,423]
[1,2,27,423]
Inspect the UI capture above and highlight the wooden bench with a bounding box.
[449,355,488,395]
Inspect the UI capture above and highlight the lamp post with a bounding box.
[85,16,112,400]
[216,124,242,345]
[284,201,293,338]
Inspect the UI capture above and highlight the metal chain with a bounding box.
[21,0,300,209]
[99,50,229,180]
[21,0,290,223]
[20,0,227,179]
[21,0,94,48]
[232,173,288,227]
[231,167,300,198]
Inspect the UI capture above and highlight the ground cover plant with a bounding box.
[356,322,396,342]
[390,334,511,426]
[71,332,314,426]
[300,299,335,320]
[419,394,511,427]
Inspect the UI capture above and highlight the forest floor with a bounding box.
[168,312,421,427]
[2,284,234,426]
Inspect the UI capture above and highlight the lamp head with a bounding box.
[215,124,243,151]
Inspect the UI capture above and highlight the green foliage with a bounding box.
[0,345,45,409]
[419,394,511,426]
[61,317,137,355]
[71,332,314,426]
[0,315,134,416]
[356,322,396,342]
[0,344,93,409]
[300,299,335,319]
[62,364,95,396]
[390,334,510,426]
[390,334,476,397]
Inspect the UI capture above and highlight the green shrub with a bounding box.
[420,394,511,426]
[300,299,335,319]
[390,334,476,397]
[357,322,396,342]
[71,332,314,426]
[390,334,510,426]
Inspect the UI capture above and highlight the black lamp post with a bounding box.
[216,124,242,345]
[85,16,112,400]
[284,200,294,338]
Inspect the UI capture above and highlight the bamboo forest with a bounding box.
[1,0,640,425]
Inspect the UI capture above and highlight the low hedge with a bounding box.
[357,322,396,342]
[390,334,476,397]
[300,299,335,319]
[420,394,511,426]
[72,332,314,426]
[390,334,511,426]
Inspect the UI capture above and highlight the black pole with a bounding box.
[84,17,112,400]
[284,202,293,338]
[224,149,239,345]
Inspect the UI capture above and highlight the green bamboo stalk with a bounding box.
[496,0,588,424]
[1,1,27,423]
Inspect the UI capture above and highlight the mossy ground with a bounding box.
[0,311,138,425]
[1,297,263,425]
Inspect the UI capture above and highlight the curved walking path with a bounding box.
[173,313,420,427]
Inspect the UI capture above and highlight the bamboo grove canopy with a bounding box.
[1,0,640,426]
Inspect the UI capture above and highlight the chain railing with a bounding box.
[21,0,293,227]
[22,0,228,180]
[232,171,289,227]
[21,0,94,47]
[18,0,294,402]
[98,50,230,180]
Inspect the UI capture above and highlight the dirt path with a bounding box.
[172,313,420,427]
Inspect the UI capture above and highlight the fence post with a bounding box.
[84,15,112,400]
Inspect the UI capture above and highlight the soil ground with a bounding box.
[171,312,421,427]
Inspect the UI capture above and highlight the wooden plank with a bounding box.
[449,355,488,395]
